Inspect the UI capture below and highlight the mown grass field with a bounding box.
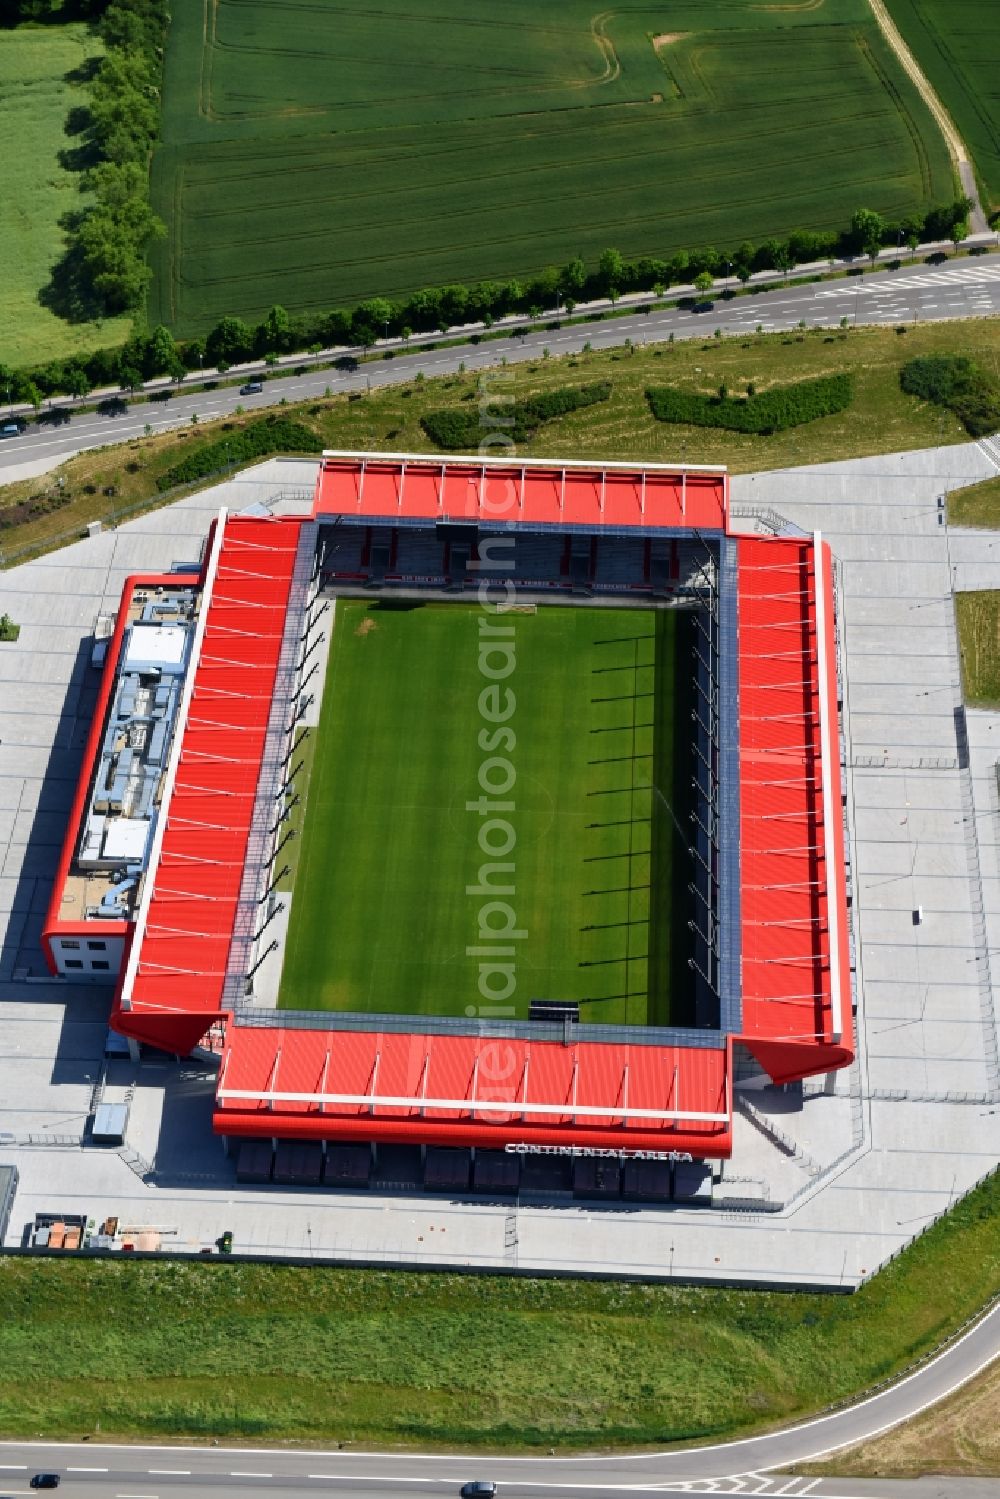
[883,0,1000,214]
[278,599,691,1026]
[148,0,953,336]
[0,1168,998,1447]
[956,590,1000,706]
[0,25,130,366]
[948,473,1000,526]
[2,316,996,565]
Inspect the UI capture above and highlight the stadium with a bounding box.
[41,451,854,1198]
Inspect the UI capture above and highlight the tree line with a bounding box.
[0,0,104,24]
[0,198,976,404]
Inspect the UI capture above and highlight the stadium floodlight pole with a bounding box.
[687,843,719,887]
[298,633,323,671]
[689,804,718,846]
[692,736,718,783]
[269,793,299,837]
[299,661,321,693]
[283,758,306,789]
[687,953,715,989]
[296,692,315,719]
[259,864,290,903]
[272,827,297,863]
[690,703,713,740]
[301,599,330,641]
[281,726,308,769]
[254,899,286,943]
[246,939,280,984]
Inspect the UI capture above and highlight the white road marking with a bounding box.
[68,1466,111,1471]
[229,1472,273,1479]
[147,1469,190,1475]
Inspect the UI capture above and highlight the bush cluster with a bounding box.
[646,374,853,434]
[899,355,1000,438]
[0,486,74,531]
[421,382,611,450]
[155,416,319,491]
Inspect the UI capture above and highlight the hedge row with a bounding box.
[155,417,319,491]
[421,382,612,450]
[645,374,853,434]
[900,355,1000,438]
[3,197,977,396]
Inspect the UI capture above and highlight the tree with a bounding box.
[143,324,178,378]
[117,362,142,393]
[206,316,253,366]
[598,247,625,295]
[351,296,397,346]
[438,285,469,326]
[693,270,714,294]
[559,256,587,298]
[733,240,755,282]
[261,303,292,353]
[851,207,885,264]
[65,367,91,401]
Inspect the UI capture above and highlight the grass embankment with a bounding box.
[957,591,1000,706]
[0,1168,999,1445]
[3,318,997,565]
[950,474,1000,528]
[148,0,952,335]
[0,25,130,366]
[277,600,688,1025]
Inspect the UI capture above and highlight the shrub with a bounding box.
[900,356,1000,438]
[420,382,611,450]
[645,374,853,435]
[156,417,319,491]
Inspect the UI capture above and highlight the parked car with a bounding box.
[0,420,24,440]
[239,380,264,395]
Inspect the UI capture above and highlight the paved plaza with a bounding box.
[2,444,1000,1286]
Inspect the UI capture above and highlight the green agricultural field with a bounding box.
[277,598,694,1026]
[149,0,954,337]
[0,25,130,367]
[883,0,1000,214]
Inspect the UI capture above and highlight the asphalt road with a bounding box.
[2,255,999,485]
[0,1296,996,1497]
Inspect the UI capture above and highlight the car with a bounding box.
[0,421,24,440]
[30,1476,60,1490]
[239,380,264,395]
[460,1485,496,1498]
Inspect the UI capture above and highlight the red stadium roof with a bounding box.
[216,1027,732,1157]
[313,451,728,532]
[737,536,852,1081]
[112,512,302,1053]
[46,455,852,1161]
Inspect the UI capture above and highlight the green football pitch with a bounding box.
[277,600,695,1028]
[148,0,952,337]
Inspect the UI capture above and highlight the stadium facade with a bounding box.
[42,452,854,1174]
